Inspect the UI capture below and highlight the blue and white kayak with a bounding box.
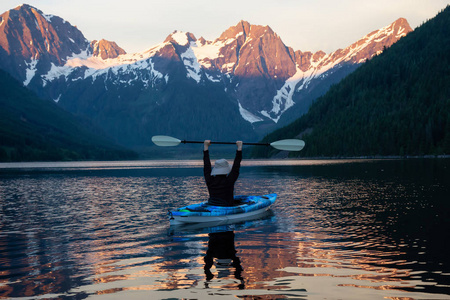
[168,193,277,225]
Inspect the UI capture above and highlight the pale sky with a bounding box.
[1,0,449,54]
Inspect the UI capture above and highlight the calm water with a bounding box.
[0,159,449,299]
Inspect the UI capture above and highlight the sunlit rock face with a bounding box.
[90,39,126,60]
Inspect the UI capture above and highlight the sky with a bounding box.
[1,0,449,54]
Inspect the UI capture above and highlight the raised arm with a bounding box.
[228,141,242,181]
[236,141,243,151]
[203,140,212,181]
[204,140,211,151]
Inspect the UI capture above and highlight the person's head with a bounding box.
[211,159,231,176]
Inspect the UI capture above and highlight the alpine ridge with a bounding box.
[252,6,450,158]
[0,4,412,147]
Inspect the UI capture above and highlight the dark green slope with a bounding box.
[0,69,137,162]
[253,6,450,158]
[56,69,257,147]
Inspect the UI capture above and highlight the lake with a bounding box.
[0,158,449,299]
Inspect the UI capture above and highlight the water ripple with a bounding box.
[1,159,449,299]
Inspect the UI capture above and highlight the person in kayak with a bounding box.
[203,140,243,206]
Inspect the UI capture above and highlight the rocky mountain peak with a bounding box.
[232,22,295,76]
[164,31,197,46]
[391,17,413,38]
[0,3,89,85]
[365,17,412,42]
[197,36,207,45]
[0,4,88,62]
[11,4,40,14]
[331,18,413,65]
[90,39,126,60]
[247,24,276,40]
[217,20,251,41]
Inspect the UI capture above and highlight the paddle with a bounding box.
[152,135,305,151]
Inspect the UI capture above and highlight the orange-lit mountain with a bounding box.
[0,4,412,145]
[90,39,126,60]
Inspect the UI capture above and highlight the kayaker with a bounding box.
[203,140,242,206]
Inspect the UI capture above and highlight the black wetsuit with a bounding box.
[203,150,242,206]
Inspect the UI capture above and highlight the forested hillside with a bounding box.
[253,6,450,158]
[0,69,137,162]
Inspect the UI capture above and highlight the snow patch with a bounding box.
[190,40,222,68]
[266,67,304,120]
[149,59,164,81]
[43,14,54,23]
[181,45,202,83]
[53,94,61,103]
[67,56,125,69]
[171,31,189,46]
[374,36,387,43]
[205,73,221,83]
[179,40,230,83]
[64,43,166,71]
[42,62,69,86]
[43,49,166,90]
[238,101,263,123]
[222,62,235,73]
[23,59,38,86]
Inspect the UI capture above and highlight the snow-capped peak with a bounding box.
[171,31,189,46]
[164,31,196,46]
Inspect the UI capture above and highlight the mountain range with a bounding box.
[253,6,450,158]
[0,4,412,149]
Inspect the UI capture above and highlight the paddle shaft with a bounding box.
[181,140,270,146]
[151,135,304,151]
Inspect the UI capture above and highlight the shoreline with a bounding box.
[1,155,449,170]
[286,154,450,160]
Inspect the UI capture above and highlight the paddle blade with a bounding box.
[270,139,305,151]
[152,135,182,147]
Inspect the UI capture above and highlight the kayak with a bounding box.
[168,193,277,225]
[168,193,276,225]
[168,210,274,234]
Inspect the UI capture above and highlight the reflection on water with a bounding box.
[0,159,449,299]
[203,231,244,289]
